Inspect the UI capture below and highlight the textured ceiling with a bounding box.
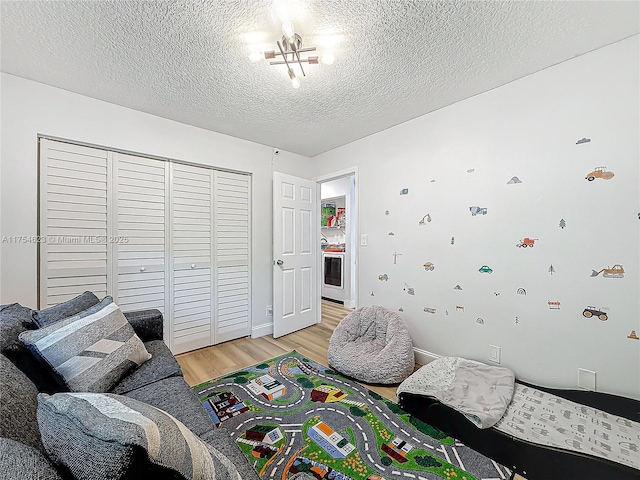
[2,1,639,157]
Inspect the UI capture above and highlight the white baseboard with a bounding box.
[344,298,356,309]
[413,347,439,366]
[251,321,273,339]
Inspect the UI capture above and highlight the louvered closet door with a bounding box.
[112,153,169,316]
[39,139,111,308]
[214,171,251,342]
[170,163,215,354]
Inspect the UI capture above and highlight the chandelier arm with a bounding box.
[294,49,306,77]
[276,41,294,73]
[269,59,314,65]
[269,47,316,57]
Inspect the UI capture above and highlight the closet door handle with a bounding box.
[139,267,146,272]
[191,264,196,269]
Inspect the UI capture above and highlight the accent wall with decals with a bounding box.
[312,37,640,399]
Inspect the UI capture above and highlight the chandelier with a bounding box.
[263,21,319,88]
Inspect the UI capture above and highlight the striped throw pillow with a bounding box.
[37,392,242,480]
[19,297,151,392]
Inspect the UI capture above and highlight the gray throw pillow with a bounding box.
[0,354,43,450]
[0,438,63,480]
[37,392,242,480]
[0,304,62,393]
[31,291,100,328]
[19,296,151,392]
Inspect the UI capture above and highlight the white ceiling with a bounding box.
[2,1,638,157]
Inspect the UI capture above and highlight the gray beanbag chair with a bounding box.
[327,305,415,384]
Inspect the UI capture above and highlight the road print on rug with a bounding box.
[193,351,511,480]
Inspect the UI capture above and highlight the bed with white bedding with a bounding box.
[397,357,640,480]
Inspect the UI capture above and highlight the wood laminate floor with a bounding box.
[176,300,403,401]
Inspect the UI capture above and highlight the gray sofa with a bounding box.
[0,302,260,480]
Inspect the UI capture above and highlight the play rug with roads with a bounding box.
[193,351,511,480]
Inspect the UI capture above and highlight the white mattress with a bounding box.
[494,384,640,471]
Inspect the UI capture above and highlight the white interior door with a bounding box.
[170,163,215,354]
[39,139,111,308]
[213,170,251,343]
[273,172,318,338]
[112,153,169,315]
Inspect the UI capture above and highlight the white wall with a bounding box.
[0,74,314,339]
[311,37,640,399]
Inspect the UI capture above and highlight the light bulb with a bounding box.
[282,21,295,42]
[291,76,300,89]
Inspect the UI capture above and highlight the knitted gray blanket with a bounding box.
[396,356,515,428]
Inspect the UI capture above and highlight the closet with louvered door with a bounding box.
[39,139,111,308]
[39,139,252,354]
[214,171,251,343]
[112,153,169,317]
[169,163,215,354]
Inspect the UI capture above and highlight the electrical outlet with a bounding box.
[266,305,273,316]
[488,345,501,363]
[578,368,596,391]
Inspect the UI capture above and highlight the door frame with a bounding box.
[315,166,359,310]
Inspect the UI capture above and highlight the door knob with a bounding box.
[190,264,196,269]
[139,267,145,272]
[276,259,284,266]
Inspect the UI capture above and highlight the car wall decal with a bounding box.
[590,264,624,278]
[400,188,409,195]
[585,166,614,181]
[478,265,493,274]
[507,176,522,184]
[548,300,561,310]
[453,285,462,290]
[576,137,591,144]
[628,330,639,340]
[378,274,389,281]
[476,317,484,325]
[517,288,526,295]
[388,231,395,236]
[423,307,436,314]
[423,262,434,271]
[403,283,415,295]
[582,306,608,321]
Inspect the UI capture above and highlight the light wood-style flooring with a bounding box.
[176,300,401,400]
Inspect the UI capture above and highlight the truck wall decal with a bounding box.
[516,237,538,248]
[469,206,487,216]
[590,265,624,278]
